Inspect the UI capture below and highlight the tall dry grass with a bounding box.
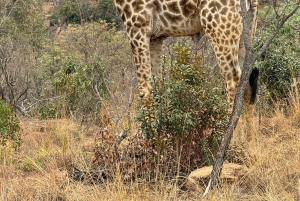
[1,101,300,200]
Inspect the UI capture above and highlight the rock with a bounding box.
[186,163,248,188]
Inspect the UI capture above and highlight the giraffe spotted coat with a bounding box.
[115,0,258,109]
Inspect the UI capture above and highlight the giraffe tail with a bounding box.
[249,67,259,104]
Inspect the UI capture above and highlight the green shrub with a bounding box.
[58,0,91,24]
[45,58,109,119]
[136,44,229,171]
[257,3,300,105]
[0,100,21,147]
[91,0,117,24]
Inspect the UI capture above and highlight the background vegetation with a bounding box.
[0,0,299,200]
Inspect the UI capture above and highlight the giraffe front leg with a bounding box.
[130,32,152,99]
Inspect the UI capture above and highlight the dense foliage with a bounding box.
[257,3,300,105]
[50,0,120,27]
[0,100,21,147]
[136,44,229,167]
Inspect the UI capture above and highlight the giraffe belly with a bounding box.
[151,15,203,38]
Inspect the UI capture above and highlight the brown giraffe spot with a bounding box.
[209,1,221,13]
[135,22,142,28]
[230,7,236,12]
[135,32,142,40]
[220,24,225,29]
[115,0,124,6]
[225,30,231,36]
[226,22,231,29]
[179,0,189,6]
[167,1,180,13]
[140,10,147,16]
[215,13,220,22]
[229,0,236,7]
[124,4,132,18]
[208,13,214,22]
[127,21,132,27]
[212,21,217,28]
[132,40,139,47]
[132,0,144,13]
[201,8,209,17]
[137,15,145,23]
[182,2,196,18]
[221,16,227,23]
[171,26,178,30]
[220,0,227,6]
[153,0,162,13]
[132,14,138,22]
[224,66,229,71]
[220,7,228,15]
[207,23,212,30]
[220,62,227,67]
[228,12,233,21]
[226,54,232,61]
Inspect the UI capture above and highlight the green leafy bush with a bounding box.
[257,3,300,104]
[136,44,229,171]
[41,58,109,119]
[54,0,91,24]
[0,100,21,147]
[91,0,117,24]
[259,48,300,101]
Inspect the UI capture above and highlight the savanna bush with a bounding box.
[0,100,21,147]
[38,58,109,119]
[136,44,229,172]
[256,3,300,109]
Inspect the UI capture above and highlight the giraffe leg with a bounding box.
[212,44,241,112]
[150,37,164,79]
[129,28,152,99]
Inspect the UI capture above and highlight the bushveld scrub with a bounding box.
[136,44,229,175]
[1,1,300,200]
[0,100,21,148]
[1,100,300,200]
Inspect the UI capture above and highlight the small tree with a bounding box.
[136,44,229,173]
[0,100,21,147]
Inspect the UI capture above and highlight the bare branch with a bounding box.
[254,2,300,60]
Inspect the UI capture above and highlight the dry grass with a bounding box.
[1,104,300,201]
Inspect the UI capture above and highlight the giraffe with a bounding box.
[114,0,259,110]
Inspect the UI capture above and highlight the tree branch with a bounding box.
[254,2,300,60]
